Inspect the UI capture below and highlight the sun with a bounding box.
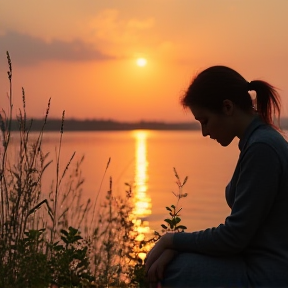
[136,58,147,67]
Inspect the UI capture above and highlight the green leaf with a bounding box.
[68,226,78,236]
[61,236,68,244]
[182,176,188,186]
[176,225,187,230]
[72,235,83,242]
[164,219,172,225]
[164,218,174,229]
[60,229,68,237]
[161,224,167,229]
[173,167,179,179]
[53,244,64,251]
[175,217,181,224]
[166,206,172,212]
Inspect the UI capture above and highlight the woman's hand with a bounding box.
[145,233,174,272]
[146,248,178,287]
[145,233,175,287]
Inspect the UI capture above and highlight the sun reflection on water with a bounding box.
[132,130,152,219]
[131,130,152,260]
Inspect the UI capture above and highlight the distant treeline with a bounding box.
[6,118,200,131]
[5,117,288,132]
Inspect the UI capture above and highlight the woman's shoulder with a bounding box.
[247,125,288,157]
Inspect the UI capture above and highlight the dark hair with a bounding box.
[181,66,281,127]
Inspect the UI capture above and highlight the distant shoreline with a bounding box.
[7,119,200,131]
[6,118,288,131]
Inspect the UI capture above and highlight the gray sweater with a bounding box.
[173,117,288,286]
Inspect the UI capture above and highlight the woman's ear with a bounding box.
[222,99,234,116]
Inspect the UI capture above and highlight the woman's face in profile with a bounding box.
[190,104,236,147]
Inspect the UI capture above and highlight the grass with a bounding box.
[0,51,188,288]
[0,51,155,288]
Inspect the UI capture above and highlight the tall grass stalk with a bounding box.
[90,157,111,233]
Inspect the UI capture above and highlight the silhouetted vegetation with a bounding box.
[1,51,193,288]
[0,52,155,288]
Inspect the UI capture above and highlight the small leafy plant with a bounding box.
[49,226,93,287]
[156,167,188,237]
[135,168,189,288]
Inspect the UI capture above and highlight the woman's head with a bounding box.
[181,65,281,128]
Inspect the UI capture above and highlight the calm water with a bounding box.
[9,130,243,233]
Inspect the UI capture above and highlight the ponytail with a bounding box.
[248,80,281,129]
[182,66,282,130]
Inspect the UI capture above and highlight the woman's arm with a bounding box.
[172,142,282,255]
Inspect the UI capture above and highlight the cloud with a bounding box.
[89,9,155,46]
[0,30,114,66]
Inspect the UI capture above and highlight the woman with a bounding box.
[145,66,288,287]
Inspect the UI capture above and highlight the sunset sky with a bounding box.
[1,0,287,122]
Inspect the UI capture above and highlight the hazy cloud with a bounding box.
[89,9,155,45]
[0,30,114,66]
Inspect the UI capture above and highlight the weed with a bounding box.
[0,51,186,288]
[159,167,188,234]
[0,51,93,287]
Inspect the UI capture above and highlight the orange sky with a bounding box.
[1,0,288,122]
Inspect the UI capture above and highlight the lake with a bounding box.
[9,129,243,234]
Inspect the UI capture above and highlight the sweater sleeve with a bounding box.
[173,142,282,256]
